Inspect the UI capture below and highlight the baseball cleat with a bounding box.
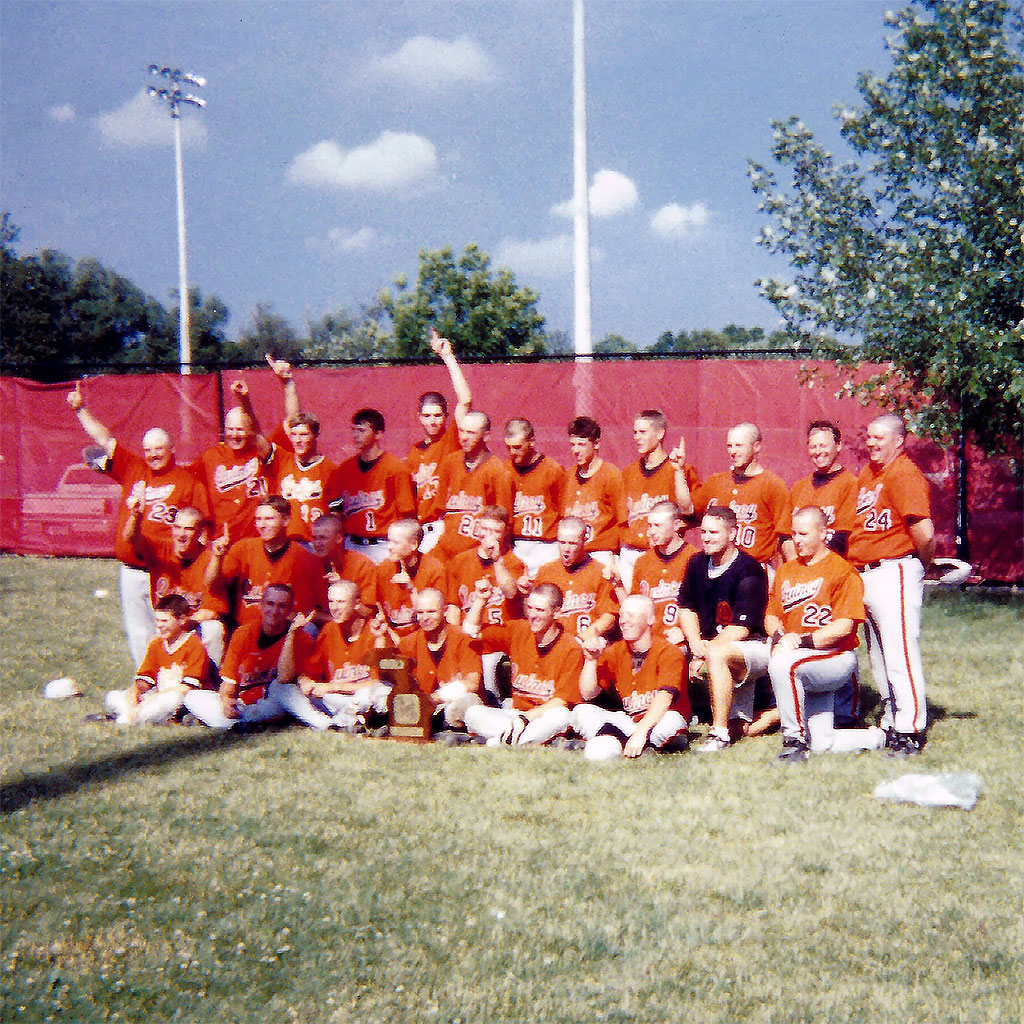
[696,729,731,752]
[774,738,809,764]
[886,732,925,757]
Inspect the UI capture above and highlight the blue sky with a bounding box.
[2,0,895,348]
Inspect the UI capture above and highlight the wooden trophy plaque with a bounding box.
[376,651,433,743]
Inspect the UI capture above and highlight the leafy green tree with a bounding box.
[302,304,396,362]
[594,333,639,354]
[749,0,1023,452]
[378,244,547,360]
[227,303,303,364]
[648,325,797,356]
[1,223,175,378]
[121,288,231,370]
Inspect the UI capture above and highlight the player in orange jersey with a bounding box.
[571,595,691,760]
[309,513,376,611]
[374,518,449,637]
[692,421,794,573]
[184,584,329,730]
[125,501,228,665]
[434,410,513,560]
[394,587,484,732]
[561,416,626,570]
[626,501,696,645]
[620,409,698,590]
[504,418,566,575]
[462,582,583,746]
[766,506,883,762]
[790,420,857,556]
[848,414,934,754]
[327,408,416,565]
[67,381,211,665]
[273,411,336,542]
[278,579,387,730]
[407,329,474,553]
[205,495,324,627]
[533,517,617,650]
[104,594,217,725]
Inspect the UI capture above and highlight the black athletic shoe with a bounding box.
[83,712,116,723]
[886,732,925,758]
[658,733,691,755]
[774,738,809,765]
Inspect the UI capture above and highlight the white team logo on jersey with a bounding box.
[514,494,547,515]
[856,485,881,516]
[343,489,384,514]
[780,577,824,612]
[281,475,323,502]
[214,457,260,493]
[513,671,555,701]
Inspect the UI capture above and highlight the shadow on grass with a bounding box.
[1,728,264,814]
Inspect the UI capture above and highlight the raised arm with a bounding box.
[266,353,300,426]
[668,437,695,517]
[229,379,272,460]
[429,329,472,425]
[67,382,115,456]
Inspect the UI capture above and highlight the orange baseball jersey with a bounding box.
[320,549,377,609]
[475,621,584,711]
[221,538,324,626]
[107,442,211,567]
[326,453,415,540]
[848,454,931,567]
[274,451,337,542]
[219,622,295,704]
[767,551,865,652]
[435,450,514,559]
[621,459,700,550]
[374,552,449,635]
[137,536,228,618]
[631,542,697,639]
[508,456,566,541]
[595,636,690,720]
[407,419,461,523]
[398,625,482,696]
[696,469,792,564]
[534,556,617,637]
[190,443,276,543]
[790,468,857,545]
[135,631,217,691]
[297,620,379,693]
[561,460,626,552]
[448,548,525,626]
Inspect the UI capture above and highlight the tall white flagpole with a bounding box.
[573,0,592,360]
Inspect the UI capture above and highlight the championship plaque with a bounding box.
[374,651,433,743]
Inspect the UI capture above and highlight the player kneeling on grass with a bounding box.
[571,595,691,761]
[183,584,333,730]
[104,594,217,724]
[277,580,389,731]
[390,588,484,733]
[462,582,583,746]
[767,506,885,763]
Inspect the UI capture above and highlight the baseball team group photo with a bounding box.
[2,0,1021,1022]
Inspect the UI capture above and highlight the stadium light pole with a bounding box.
[146,65,206,375]
[573,0,593,361]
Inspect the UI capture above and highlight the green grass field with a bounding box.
[2,555,1021,1024]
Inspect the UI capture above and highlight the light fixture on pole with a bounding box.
[146,65,206,375]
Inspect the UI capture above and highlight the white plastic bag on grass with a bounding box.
[874,772,984,811]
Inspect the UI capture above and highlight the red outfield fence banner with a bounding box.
[1,360,1020,581]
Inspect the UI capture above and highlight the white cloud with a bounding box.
[650,202,710,239]
[373,35,494,88]
[48,103,76,123]
[286,131,437,192]
[496,234,574,278]
[309,227,379,255]
[552,169,639,219]
[96,90,207,147]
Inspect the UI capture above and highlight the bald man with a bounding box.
[848,414,934,755]
[67,382,211,664]
[691,421,794,575]
[190,380,276,543]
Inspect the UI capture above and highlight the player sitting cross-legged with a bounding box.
[104,594,217,725]
[571,595,691,761]
[766,506,885,763]
[462,582,583,747]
